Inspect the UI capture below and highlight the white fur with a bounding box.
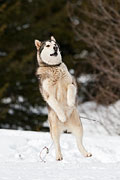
[40,41,62,65]
[43,79,66,122]
[67,84,77,107]
[47,96,66,122]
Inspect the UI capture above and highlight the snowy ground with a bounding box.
[0,129,120,180]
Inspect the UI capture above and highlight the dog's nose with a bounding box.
[53,46,58,52]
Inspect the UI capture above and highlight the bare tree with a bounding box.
[67,0,120,105]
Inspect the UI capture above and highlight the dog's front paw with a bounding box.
[67,84,76,107]
[67,97,75,107]
[57,111,66,123]
[58,113,66,123]
[67,100,75,107]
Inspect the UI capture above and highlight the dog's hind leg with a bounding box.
[68,109,92,157]
[52,126,63,161]
[72,125,92,157]
[48,110,63,161]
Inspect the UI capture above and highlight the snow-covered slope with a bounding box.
[0,129,120,180]
[78,101,120,136]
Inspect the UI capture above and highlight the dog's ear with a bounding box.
[35,40,41,50]
[51,36,56,42]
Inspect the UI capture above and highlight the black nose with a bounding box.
[53,46,58,52]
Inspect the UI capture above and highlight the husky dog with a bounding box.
[35,36,92,160]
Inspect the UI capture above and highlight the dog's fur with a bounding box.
[35,36,92,160]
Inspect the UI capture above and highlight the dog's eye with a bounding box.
[46,45,50,47]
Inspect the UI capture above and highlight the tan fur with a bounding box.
[35,38,92,160]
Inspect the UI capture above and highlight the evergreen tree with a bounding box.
[0,0,77,130]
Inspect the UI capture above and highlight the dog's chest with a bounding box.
[37,63,73,100]
[50,65,72,87]
[48,65,73,103]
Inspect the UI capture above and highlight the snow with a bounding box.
[0,129,120,180]
[78,101,120,135]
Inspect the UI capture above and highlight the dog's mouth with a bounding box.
[50,47,58,56]
[50,51,58,56]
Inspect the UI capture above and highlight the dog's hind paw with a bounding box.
[84,152,92,157]
[56,155,63,161]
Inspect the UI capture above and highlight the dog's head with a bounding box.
[35,36,62,66]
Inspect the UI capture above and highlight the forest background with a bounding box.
[0,0,120,132]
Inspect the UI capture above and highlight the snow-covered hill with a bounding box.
[0,129,120,180]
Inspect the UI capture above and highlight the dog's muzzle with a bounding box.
[50,46,58,56]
